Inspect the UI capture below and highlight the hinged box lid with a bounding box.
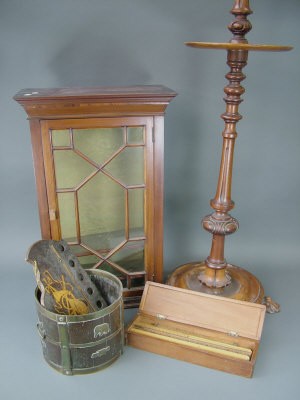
[139,282,266,341]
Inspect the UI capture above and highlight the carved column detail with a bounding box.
[202,213,239,236]
[199,1,252,288]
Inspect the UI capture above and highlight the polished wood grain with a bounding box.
[185,42,293,51]
[126,282,265,378]
[15,86,177,307]
[168,0,291,309]
[168,262,264,304]
[129,325,251,360]
[152,116,165,283]
[14,85,177,100]
[13,85,177,119]
[29,119,51,239]
[140,282,265,340]
[130,316,252,356]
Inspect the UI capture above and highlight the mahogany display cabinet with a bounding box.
[14,86,177,307]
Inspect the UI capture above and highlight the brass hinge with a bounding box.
[228,331,239,337]
[156,314,166,320]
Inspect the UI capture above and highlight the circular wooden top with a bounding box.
[185,42,293,52]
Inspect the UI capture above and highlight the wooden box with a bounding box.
[14,86,176,308]
[126,282,266,378]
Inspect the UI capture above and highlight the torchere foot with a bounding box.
[262,296,280,314]
[166,261,264,304]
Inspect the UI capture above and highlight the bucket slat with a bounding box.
[35,269,124,375]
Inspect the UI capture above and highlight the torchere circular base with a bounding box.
[166,262,264,304]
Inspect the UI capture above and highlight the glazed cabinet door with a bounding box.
[40,117,155,304]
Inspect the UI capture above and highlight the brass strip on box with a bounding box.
[129,320,252,361]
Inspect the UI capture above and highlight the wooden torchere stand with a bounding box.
[167,0,292,312]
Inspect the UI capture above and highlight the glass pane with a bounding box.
[69,245,87,256]
[97,261,126,281]
[105,147,144,186]
[127,127,144,144]
[76,254,101,270]
[129,188,144,237]
[73,128,123,165]
[78,172,126,254]
[57,192,77,241]
[52,130,70,147]
[110,240,145,273]
[53,150,95,189]
[100,262,127,288]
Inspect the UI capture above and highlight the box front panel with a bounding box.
[41,117,155,303]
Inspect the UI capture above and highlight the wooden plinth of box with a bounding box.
[126,282,266,378]
[14,86,177,308]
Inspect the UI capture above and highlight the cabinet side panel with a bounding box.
[153,116,164,282]
[29,119,51,238]
[144,118,155,281]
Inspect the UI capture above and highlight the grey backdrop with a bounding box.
[1,0,300,398]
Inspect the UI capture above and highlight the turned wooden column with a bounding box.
[167,0,292,311]
[200,2,251,288]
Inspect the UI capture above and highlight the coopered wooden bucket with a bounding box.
[35,269,124,375]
